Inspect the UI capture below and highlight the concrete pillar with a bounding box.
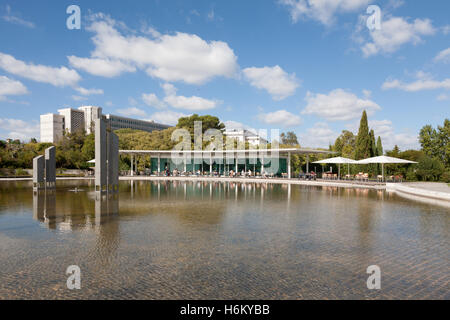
[108,132,119,193]
[95,118,107,193]
[131,154,134,177]
[209,154,212,176]
[261,155,264,175]
[45,146,56,189]
[235,153,238,173]
[184,153,187,173]
[288,152,291,179]
[158,154,161,175]
[33,155,45,191]
[306,155,310,174]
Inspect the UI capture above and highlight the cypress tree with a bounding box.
[376,136,383,156]
[355,111,371,160]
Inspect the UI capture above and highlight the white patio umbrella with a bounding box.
[355,156,417,181]
[313,157,357,179]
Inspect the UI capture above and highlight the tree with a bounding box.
[376,136,383,156]
[280,132,299,146]
[355,111,371,160]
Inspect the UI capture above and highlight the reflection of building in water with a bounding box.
[32,191,58,229]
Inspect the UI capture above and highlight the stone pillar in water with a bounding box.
[108,131,119,193]
[45,146,56,189]
[95,118,107,194]
[33,155,45,192]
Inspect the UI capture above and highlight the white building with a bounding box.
[40,106,171,143]
[105,114,171,132]
[224,129,269,146]
[78,106,102,134]
[40,114,65,143]
[57,108,85,134]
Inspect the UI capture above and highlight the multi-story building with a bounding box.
[40,114,65,143]
[57,108,85,134]
[40,106,171,143]
[78,106,102,134]
[224,129,269,146]
[105,114,171,132]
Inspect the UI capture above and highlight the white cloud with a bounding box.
[362,17,436,57]
[116,107,147,118]
[142,93,166,109]
[73,15,238,84]
[243,65,300,100]
[68,56,136,78]
[442,25,450,35]
[72,95,88,101]
[302,89,381,121]
[0,52,81,87]
[2,5,35,28]
[148,110,190,126]
[0,76,28,100]
[279,0,370,25]
[346,119,419,150]
[257,110,302,127]
[164,94,219,111]
[143,83,220,111]
[224,120,255,132]
[434,48,450,63]
[75,87,104,96]
[299,122,339,148]
[382,77,450,92]
[0,118,40,141]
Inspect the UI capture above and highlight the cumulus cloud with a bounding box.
[148,110,190,126]
[0,118,40,141]
[279,0,370,25]
[361,17,436,57]
[142,93,166,109]
[143,83,220,111]
[299,122,339,148]
[68,56,136,78]
[72,95,88,101]
[243,65,300,100]
[116,107,147,118]
[0,76,28,100]
[302,89,381,121]
[434,48,450,63]
[258,110,302,127]
[346,119,419,150]
[75,87,104,96]
[69,14,238,84]
[0,52,81,87]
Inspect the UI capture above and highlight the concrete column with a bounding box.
[158,154,161,174]
[261,155,264,175]
[288,152,291,179]
[108,132,119,193]
[184,153,187,173]
[306,155,310,174]
[131,154,134,177]
[210,154,212,176]
[235,153,238,173]
[45,146,56,189]
[95,118,107,193]
[33,155,45,191]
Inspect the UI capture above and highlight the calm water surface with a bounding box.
[0,180,448,299]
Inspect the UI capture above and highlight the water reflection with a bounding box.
[0,180,448,299]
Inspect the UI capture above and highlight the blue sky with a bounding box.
[0,0,448,150]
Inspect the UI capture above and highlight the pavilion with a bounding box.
[119,148,334,178]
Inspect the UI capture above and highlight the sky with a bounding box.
[0,0,448,150]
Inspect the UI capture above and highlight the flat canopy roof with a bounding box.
[119,148,334,157]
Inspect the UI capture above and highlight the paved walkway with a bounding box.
[403,182,450,194]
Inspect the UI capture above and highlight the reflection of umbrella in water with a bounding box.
[313,157,357,179]
[355,156,417,182]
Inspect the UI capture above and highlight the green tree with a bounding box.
[355,111,371,160]
[376,136,383,156]
[280,132,299,146]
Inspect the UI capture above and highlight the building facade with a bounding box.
[105,114,171,132]
[40,114,65,143]
[57,108,85,134]
[224,129,269,146]
[78,106,102,134]
[40,106,171,143]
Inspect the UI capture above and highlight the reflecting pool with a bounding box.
[0,180,448,299]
